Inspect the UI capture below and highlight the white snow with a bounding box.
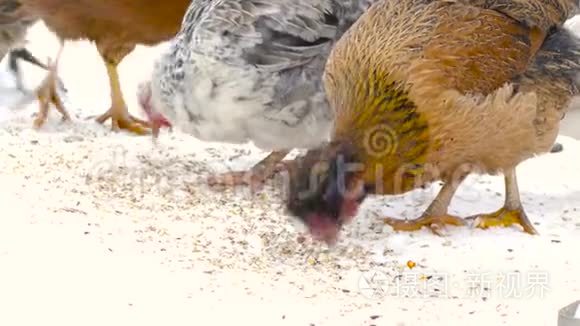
[560,97,580,140]
[0,21,579,326]
[563,17,580,140]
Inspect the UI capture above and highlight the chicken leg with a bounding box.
[32,41,71,129]
[207,150,289,190]
[94,45,150,135]
[467,169,538,234]
[383,176,466,235]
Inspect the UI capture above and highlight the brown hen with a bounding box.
[19,0,190,134]
[285,0,580,244]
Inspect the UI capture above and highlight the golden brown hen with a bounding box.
[18,0,189,134]
[284,0,580,244]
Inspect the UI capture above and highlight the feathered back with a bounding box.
[452,0,579,30]
[18,0,191,45]
[147,0,375,150]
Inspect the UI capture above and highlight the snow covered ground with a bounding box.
[560,98,580,140]
[0,21,579,326]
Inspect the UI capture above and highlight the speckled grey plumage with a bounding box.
[0,1,41,89]
[0,1,36,57]
[146,0,374,151]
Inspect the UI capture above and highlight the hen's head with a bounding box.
[285,141,368,245]
[137,81,172,138]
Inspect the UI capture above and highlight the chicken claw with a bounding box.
[207,150,289,191]
[33,43,71,129]
[467,207,538,234]
[383,214,466,236]
[94,60,150,135]
[466,168,538,235]
[95,109,150,135]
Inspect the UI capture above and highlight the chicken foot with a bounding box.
[33,41,71,129]
[94,45,150,135]
[207,150,290,191]
[383,176,466,236]
[466,169,538,235]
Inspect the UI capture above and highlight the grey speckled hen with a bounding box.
[138,0,375,188]
[0,1,45,89]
